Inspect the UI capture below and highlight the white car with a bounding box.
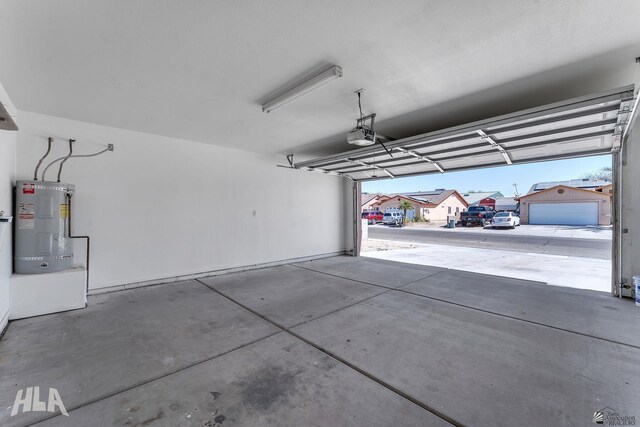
[383,212,404,225]
[491,212,520,229]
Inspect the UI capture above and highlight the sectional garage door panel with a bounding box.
[529,202,598,226]
[293,85,635,182]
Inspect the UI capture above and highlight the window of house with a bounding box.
[448,206,452,214]
[456,207,460,213]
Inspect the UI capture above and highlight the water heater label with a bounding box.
[18,203,35,229]
[22,183,35,195]
[59,204,69,219]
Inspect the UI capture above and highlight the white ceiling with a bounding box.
[1,0,640,158]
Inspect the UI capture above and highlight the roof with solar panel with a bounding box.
[527,179,611,194]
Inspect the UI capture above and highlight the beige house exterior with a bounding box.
[372,190,468,221]
[361,194,381,212]
[373,196,419,218]
[518,185,611,225]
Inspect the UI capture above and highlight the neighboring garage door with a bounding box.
[529,202,598,225]
[385,207,415,220]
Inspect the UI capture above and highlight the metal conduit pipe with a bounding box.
[65,192,90,295]
[34,137,53,180]
[57,139,75,182]
[41,146,111,181]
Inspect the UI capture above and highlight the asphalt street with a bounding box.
[368,226,611,259]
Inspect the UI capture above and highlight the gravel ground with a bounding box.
[362,238,424,252]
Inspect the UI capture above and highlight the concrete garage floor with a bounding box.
[1,257,639,426]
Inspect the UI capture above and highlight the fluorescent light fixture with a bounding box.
[262,65,343,113]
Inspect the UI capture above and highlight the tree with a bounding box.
[583,167,612,182]
[398,199,413,226]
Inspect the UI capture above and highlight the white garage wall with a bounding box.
[0,84,17,330]
[621,115,640,298]
[15,111,352,292]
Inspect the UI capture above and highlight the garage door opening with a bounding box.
[357,155,613,293]
[293,86,635,297]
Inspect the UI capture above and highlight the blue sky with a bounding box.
[361,155,612,197]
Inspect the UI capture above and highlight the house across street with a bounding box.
[365,190,468,221]
[516,179,613,225]
[363,179,614,227]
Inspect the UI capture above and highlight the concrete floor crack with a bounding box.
[195,277,465,427]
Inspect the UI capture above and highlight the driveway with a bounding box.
[364,224,612,292]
